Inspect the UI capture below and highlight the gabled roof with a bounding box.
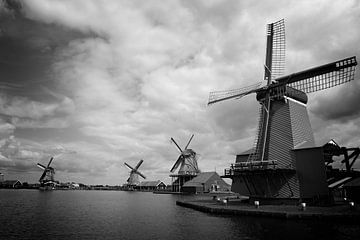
[183,172,226,187]
[140,180,165,187]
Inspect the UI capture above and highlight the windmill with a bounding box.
[124,159,146,189]
[170,134,200,175]
[37,156,56,190]
[169,134,200,192]
[209,19,357,201]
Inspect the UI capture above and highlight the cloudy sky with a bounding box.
[0,0,359,185]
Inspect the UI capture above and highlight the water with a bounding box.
[1,189,359,240]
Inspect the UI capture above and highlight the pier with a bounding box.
[176,198,360,221]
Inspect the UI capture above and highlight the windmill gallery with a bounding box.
[2,19,360,208]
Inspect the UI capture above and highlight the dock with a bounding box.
[176,198,360,221]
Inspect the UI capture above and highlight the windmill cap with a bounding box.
[256,86,308,104]
[182,149,195,156]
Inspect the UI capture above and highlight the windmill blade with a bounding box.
[208,82,263,105]
[47,157,54,168]
[264,19,285,82]
[134,159,144,170]
[135,170,146,179]
[170,155,183,173]
[276,56,357,93]
[39,170,47,181]
[124,162,135,171]
[184,134,194,150]
[37,163,46,170]
[170,137,183,153]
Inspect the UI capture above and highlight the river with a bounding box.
[0,189,359,239]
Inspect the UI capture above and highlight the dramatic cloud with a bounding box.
[1,0,359,184]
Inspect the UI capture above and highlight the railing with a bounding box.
[224,160,278,176]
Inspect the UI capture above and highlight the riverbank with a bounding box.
[176,198,360,221]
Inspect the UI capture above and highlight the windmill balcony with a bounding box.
[170,172,198,177]
[224,160,278,176]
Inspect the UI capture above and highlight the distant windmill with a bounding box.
[124,159,146,187]
[170,134,200,175]
[209,19,357,199]
[37,157,56,189]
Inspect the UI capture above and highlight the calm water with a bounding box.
[0,189,359,240]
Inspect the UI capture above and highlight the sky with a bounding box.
[0,0,360,185]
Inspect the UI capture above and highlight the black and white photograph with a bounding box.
[1,0,360,239]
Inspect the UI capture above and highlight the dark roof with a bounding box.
[343,178,360,187]
[183,172,228,187]
[140,180,165,187]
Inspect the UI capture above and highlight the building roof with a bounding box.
[0,180,21,186]
[183,172,228,187]
[140,180,165,187]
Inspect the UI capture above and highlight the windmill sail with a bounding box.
[170,155,183,173]
[208,82,262,105]
[251,19,286,163]
[277,56,357,93]
[265,19,285,81]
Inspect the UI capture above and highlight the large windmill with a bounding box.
[169,134,200,192]
[208,19,357,202]
[37,157,56,190]
[124,159,146,190]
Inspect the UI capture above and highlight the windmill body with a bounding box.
[177,148,199,175]
[124,160,146,190]
[169,135,200,192]
[208,19,357,202]
[128,171,141,186]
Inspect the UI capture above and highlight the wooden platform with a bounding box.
[176,198,360,221]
